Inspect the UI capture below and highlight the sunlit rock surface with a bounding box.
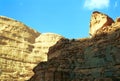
[0,16,63,81]
[0,12,120,81]
[29,12,120,81]
[32,33,63,62]
[89,11,114,36]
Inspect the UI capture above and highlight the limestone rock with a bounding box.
[0,16,63,81]
[29,12,120,81]
[0,16,40,43]
[1,11,120,81]
[32,33,63,62]
[89,11,114,36]
[0,16,41,81]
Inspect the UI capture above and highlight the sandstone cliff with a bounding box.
[29,11,120,81]
[0,16,63,81]
[32,33,63,62]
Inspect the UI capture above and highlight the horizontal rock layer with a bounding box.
[0,16,63,81]
[29,12,120,81]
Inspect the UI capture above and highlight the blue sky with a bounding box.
[0,0,120,38]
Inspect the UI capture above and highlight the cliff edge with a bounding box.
[29,11,120,81]
[0,16,63,81]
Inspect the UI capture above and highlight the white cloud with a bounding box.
[84,0,110,10]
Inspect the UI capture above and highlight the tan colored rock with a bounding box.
[0,16,40,43]
[48,38,69,60]
[0,16,41,81]
[89,11,114,36]
[29,11,120,81]
[1,11,120,81]
[0,16,63,81]
[32,33,63,61]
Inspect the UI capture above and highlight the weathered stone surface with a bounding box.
[89,11,114,36]
[1,11,120,81]
[0,16,40,81]
[29,12,120,81]
[32,33,63,62]
[0,16,63,81]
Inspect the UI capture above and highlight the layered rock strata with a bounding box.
[29,12,120,81]
[32,33,63,62]
[0,16,40,81]
[0,16,63,81]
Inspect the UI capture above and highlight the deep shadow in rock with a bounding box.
[28,25,120,81]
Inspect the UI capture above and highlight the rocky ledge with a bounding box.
[29,11,120,81]
[0,11,120,81]
[0,16,63,81]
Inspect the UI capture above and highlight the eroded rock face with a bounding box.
[0,16,63,81]
[89,11,114,36]
[0,16,40,81]
[29,12,120,81]
[32,33,63,62]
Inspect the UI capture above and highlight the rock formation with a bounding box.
[32,33,63,62]
[29,11,120,81]
[89,11,114,36]
[0,16,63,81]
[0,11,120,81]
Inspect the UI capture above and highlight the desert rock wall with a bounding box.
[0,11,120,81]
[29,11,120,81]
[0,16,40,81]
[0,16,63,81]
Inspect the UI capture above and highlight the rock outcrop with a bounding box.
[89,11,114,36]
[29,11,120,81]
[32,33,63,62]
[0,16,63,81]
[0,11,120,81]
